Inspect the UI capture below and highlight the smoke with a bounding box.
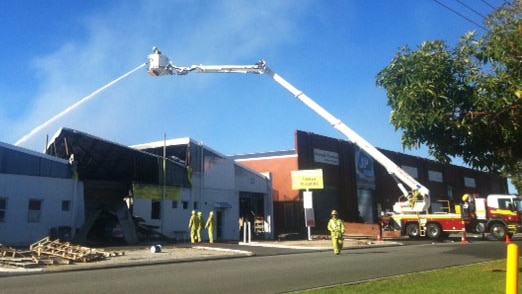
[4,0,313,152]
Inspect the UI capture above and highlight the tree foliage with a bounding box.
[376,1,522,193]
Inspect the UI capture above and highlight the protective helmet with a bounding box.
[210,211,214,215]
[331,210,338,215]
[198,211,202,216]
[462,194,470,202]
[191,210,196,214]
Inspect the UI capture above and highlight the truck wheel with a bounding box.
[405,223,420,239]
[490,223,507,241]
[473,221,486,234]
[426,223,442,240]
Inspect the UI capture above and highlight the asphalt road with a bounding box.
[1,239,515,294]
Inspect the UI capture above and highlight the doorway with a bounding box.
[239,192,265,239]
[216,210,223,240]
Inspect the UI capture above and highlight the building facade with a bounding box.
[1,128,273,247]
[0,142,85,246]
[234,130,509,237]
[46,128,274,244]
[133,138,274,241]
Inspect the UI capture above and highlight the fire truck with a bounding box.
[466,194,522,240]
[146,48,519,241]
[382,193,522,241]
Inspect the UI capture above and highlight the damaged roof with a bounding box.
[45,128,189,186]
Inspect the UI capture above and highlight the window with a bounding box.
[401,165,418,178]
[498,199,514,210]
[182,201,189,209]
[172,201,178,209]
[447,186,454,200]
[0,198,7,222]
[151,200,161,220]
[28,199,42,223]
[62,200,71,212]
[428,170,443,183]
[464,177,476,188]
[193,201,198,210]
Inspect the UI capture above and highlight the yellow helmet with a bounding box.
[462,194,470,202]
[331,210,338,215]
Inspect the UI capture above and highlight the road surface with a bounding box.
[1,240,513,294]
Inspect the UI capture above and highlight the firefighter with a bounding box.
[205,211,216,243]
[462,194,476,219]
[461,194,476,220]
[188,210,199,243]
[197,211,204,243]
[327,210,345,255]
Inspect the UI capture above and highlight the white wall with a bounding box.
[131,158,273,241]
[0,174,84,247]
[204,155,235,189]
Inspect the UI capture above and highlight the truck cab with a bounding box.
[470,194,522,240]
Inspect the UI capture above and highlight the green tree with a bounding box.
[376,1,522,193]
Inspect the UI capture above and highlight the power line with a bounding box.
[480,0,496,10]
[456,0,487,18]
[432,0,489,31]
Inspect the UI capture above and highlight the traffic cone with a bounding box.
[506,234,511,244]
[461,230,468,244]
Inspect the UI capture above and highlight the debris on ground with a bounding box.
[0,237,125,268]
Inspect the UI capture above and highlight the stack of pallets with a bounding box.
[0,237,125,268]
[0,245,37,268]
[30,237,107,263]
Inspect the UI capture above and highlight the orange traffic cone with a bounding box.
[506,234,511,244]
[461,230,468,244]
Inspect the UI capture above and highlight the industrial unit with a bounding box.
[132,137,273,241]
[1,128,272,246]
[233,130,509,237]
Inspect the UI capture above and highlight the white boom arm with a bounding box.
[147,48,430,213]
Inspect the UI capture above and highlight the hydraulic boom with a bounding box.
[147,47,430,213]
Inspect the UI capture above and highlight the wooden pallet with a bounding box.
[0,245,32,259]
[30,237,107,262]
[0,237,125,268]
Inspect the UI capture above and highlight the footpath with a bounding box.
[0,238,401,276]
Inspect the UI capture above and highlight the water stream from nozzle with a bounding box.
[15,63,146,147]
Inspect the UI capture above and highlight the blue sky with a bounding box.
[0,1,503,160]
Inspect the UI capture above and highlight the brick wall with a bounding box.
[344,222,402,239]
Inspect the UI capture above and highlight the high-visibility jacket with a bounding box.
[205,214,216,229]
[328,218,345,238]
[189,214,200,231]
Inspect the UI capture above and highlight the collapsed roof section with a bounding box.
[45,128,190,187]
[132,137,192,165]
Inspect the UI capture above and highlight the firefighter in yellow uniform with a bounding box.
[205,211,216,243]
[461,193,476,220]
[327,210,345,255]
[197,211,204,243]
[188,210,199,243]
